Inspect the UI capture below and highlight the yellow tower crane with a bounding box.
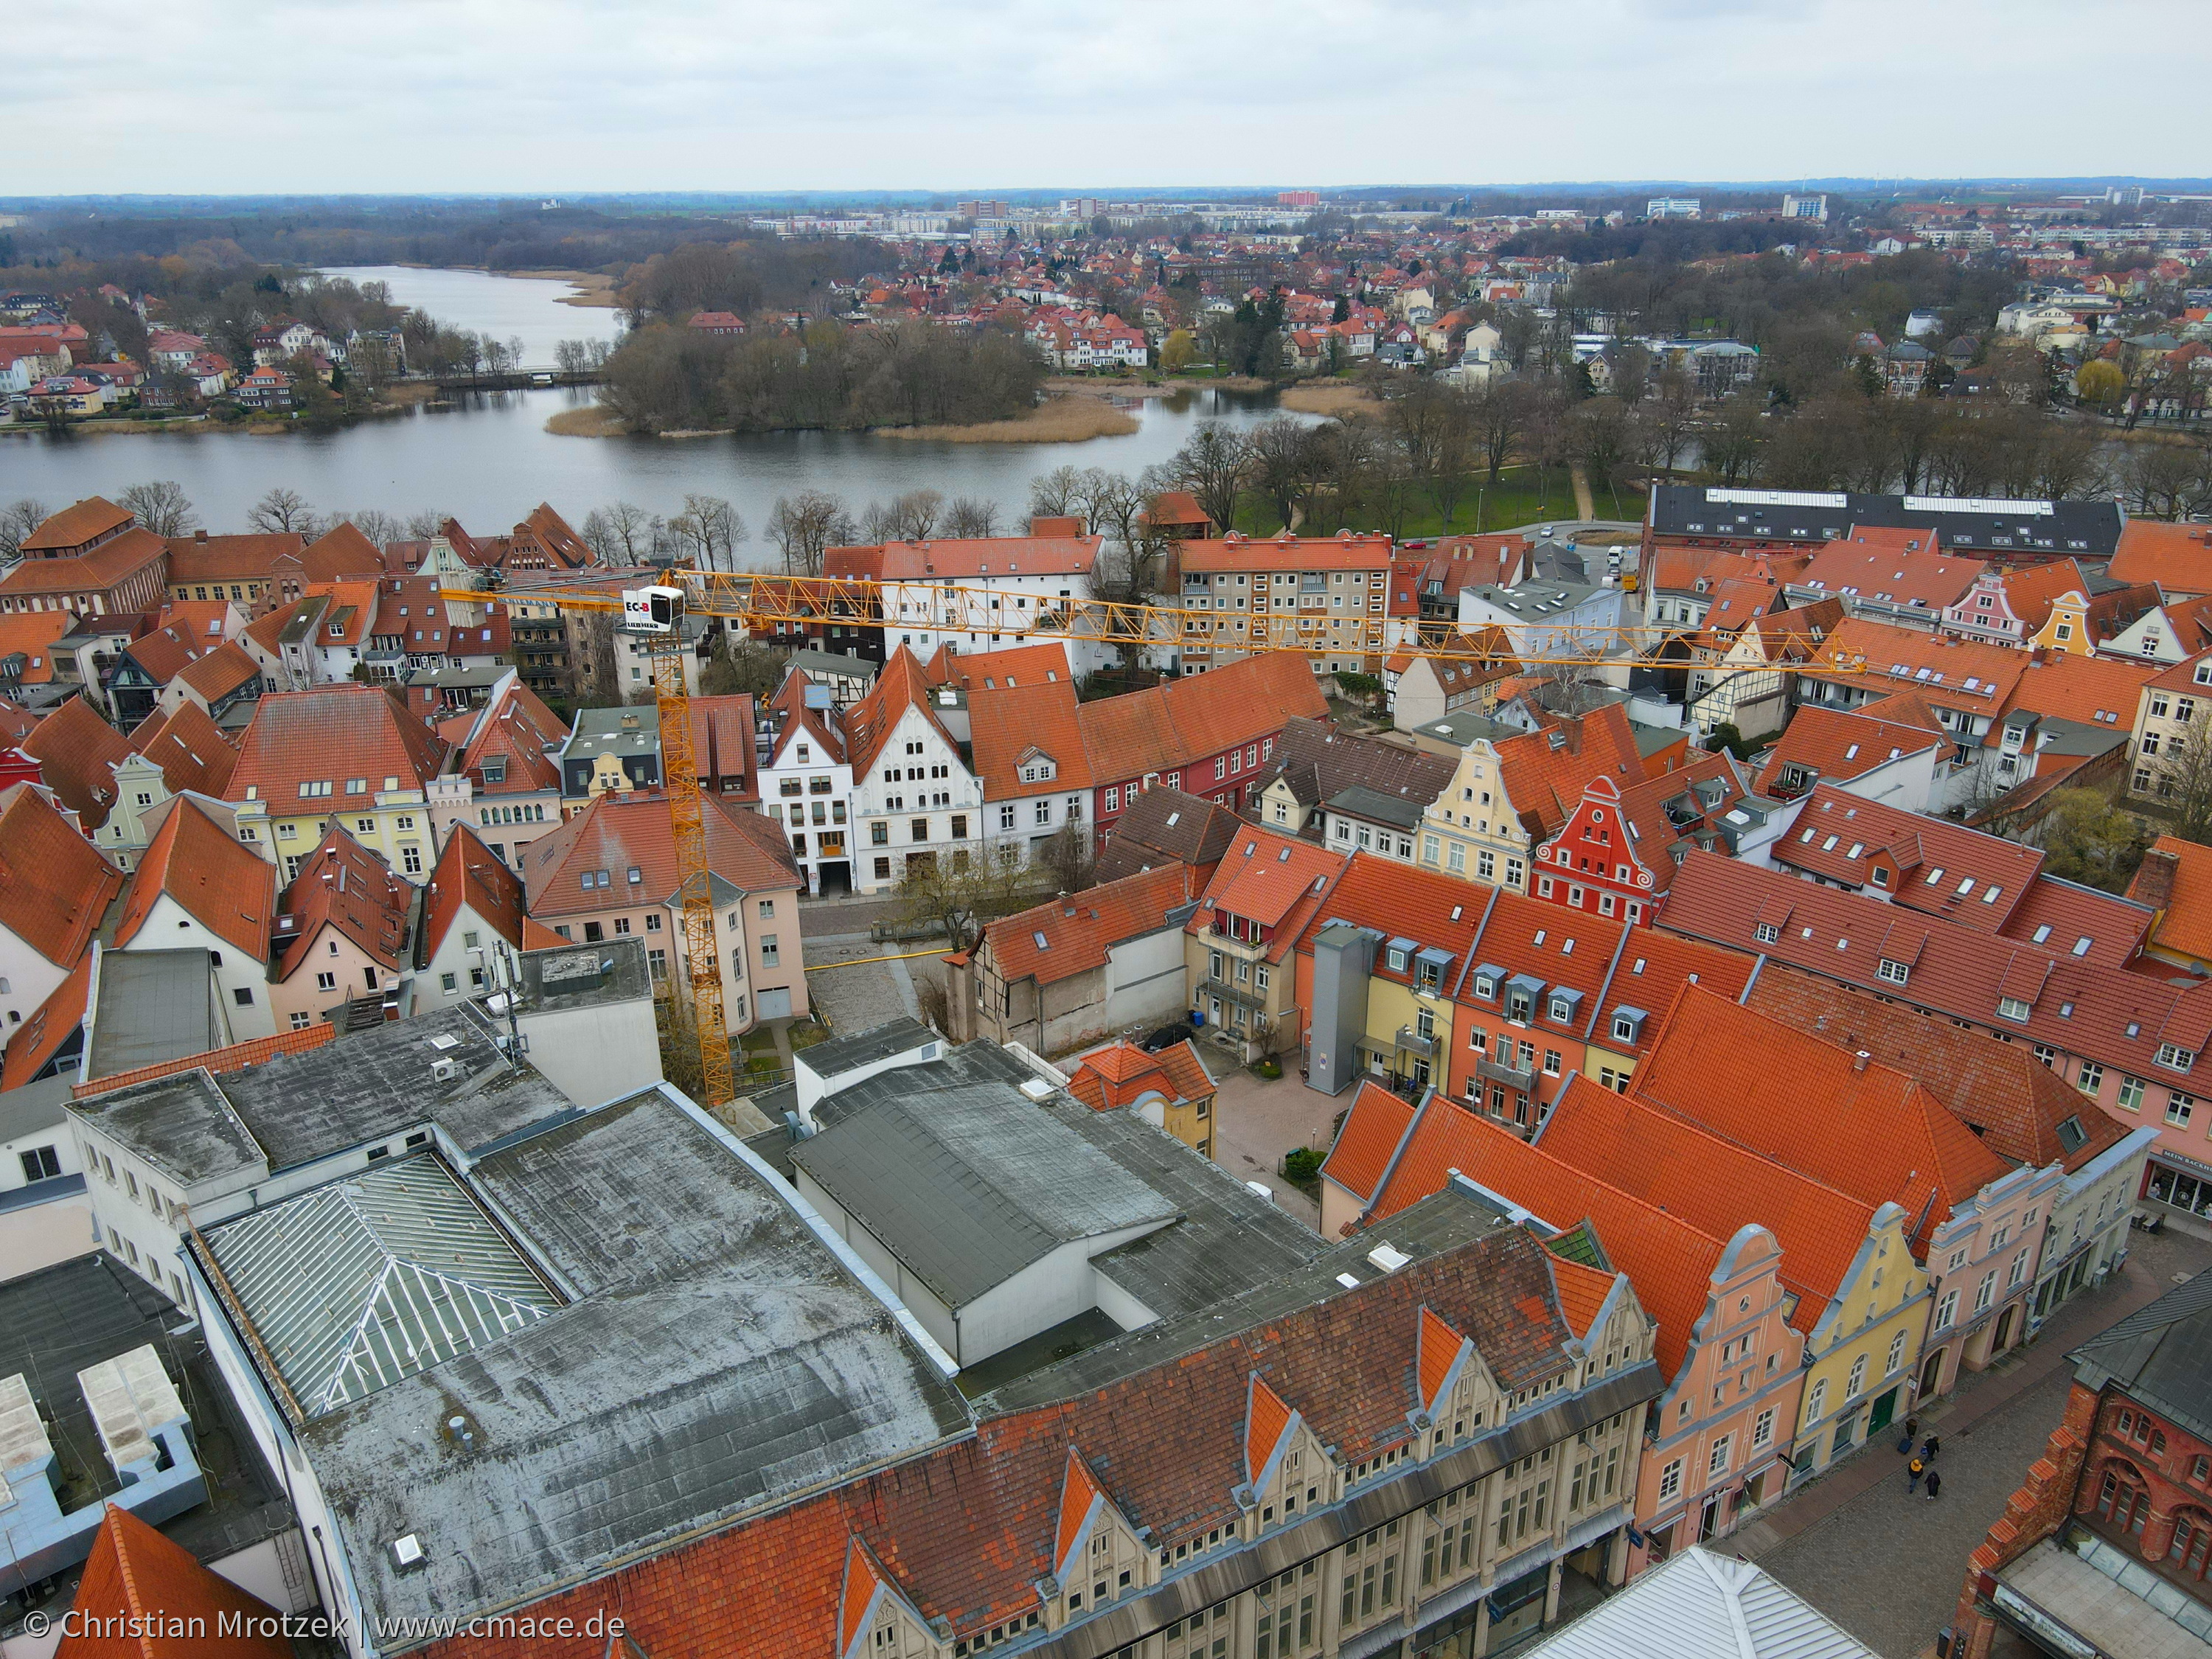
[470,570,1856,1114]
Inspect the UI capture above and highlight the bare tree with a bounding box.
[119,481,199,539]
[584,501,655,564]
[333,508,403,549]
[403,511,448,540]
[0,499,47,561]
[1028,465,1088,525]
[247,487,318,535]
[669,493,747,571]
[887,489,945,540]
[943,497,1002,538]
[1469,380,1528,486]
[892,838,1035,953]
[1251,415,1323,531]
[1164,423,1251,535]
[766,490,854,577]
[1037,821,1095,893]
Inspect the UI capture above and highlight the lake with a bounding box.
[0,266,1294,564]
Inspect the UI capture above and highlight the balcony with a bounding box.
[1477,1054,1536,1091]
[1394,1026,1438,1058]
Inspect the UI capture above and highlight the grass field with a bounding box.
[1227,465,1594,539]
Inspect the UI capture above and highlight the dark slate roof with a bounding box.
[2070,1270,2212,1447]
[271,1087,972,1635]
[1327,782,1431,832]
[1252,717,1455,814]
[1094,787,1245,883]
[1649,484,2124,560]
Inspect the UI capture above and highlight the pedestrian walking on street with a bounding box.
[1898,1415,1919,1453]
[1925,1468,1942,1501]
[1907,1455,1927,1493]
[1922,1433,1941,1461]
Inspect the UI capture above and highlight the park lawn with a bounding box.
[1225,465,1586,540]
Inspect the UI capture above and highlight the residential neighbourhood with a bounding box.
[7,164,2212,1659]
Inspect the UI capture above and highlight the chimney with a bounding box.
[195,529,209,542]
[1851,1050,1871,1072]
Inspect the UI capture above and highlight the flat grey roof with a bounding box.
[793,1045,1179,1309]
[86,950,222,1082]
[788,647,880,681]
[0,1256,291,1624]
[801,1015,936,1079]
[563,706,658,759]
[982,1189,1506,1411]
[72,1004,576,1185]
[1415,709,1516,746]
[287,1087,970,1632]
[515,936,653,1012]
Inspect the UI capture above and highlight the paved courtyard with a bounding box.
[1206,1066,1346,1233]
[1740,1224,2212,1658]
[800,928,934,1034]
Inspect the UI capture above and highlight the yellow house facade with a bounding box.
[1789,1203,1931,1484]
[1416,739,1534,893]
[231,782,437,884]
[2026,591,2095,655]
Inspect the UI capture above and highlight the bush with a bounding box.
[1281,1147,1322,1190]
[1250,1057,1283,1080]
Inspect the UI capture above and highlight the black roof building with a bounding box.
[1647,484,2125,563]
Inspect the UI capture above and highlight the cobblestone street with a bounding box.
[1740,1225,2212,1658]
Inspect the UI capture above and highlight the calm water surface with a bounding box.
[0,267,1292,563]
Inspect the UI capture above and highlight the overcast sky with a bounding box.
[21,0,2208,196]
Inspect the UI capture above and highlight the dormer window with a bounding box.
[1877,958,1909,986]
[2158,1043,2197,1073]
[1997,995,2031,1022]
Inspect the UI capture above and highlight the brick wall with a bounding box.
[1950,1380,2098,1659]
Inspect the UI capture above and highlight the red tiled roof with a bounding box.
[1775,785,2045,930]
[1547,1254,1616,1339]
[164,530,307,585]
[2109,518,2212,597]
[1180,532,1394,573]
[0,612,72,684]
[1630,981,2014,1241]
[1586,928,1755,1055]
[420,823,525,963]
[56,1504,292,1658]
[1245,1374,1293,1484]
[2138,835,2212,964]
[1805,617,2030,708]
[1366,1095,1725,1379]
[841,647,961,783]
[116,796,275,961]
[1792,536,1983,611]
[967,677,1092,799]
[274,826,411,978]
[1492,702,1644,839]
[297,521,385,582]
[926,641,1073,692]
[22,697,133,830]
[1065,1037,1214,1112]
[226,686,447,806]
[0,782,124,968]
[1053,1448,1105,1577]
[1196,829,1349,953]
[444,678,567,796]
[840,534,1101,582]
[0,953,91,1091]
[128,701,240,799]
[1077,654,1331,787]
[0,526,167,597]
[21,495,132,554]
[1743,964,2127,1172]
[986,864,1199,987]
[1753,702,1945,795]
[521,790,801,920]
[1415,1305,1463,1410]
[1320,1079,1419,1206]
[1991,648,2157,737]
[171,639,260,705]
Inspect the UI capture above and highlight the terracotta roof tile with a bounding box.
[1775,784,2045,930]
[420,823,525,964]
[57,1504,291,1658]
[1321,1079,1419,1206]
[1366,1095,1723,1378]
[115,796,276,961]
[521,790,800,920]
[225,685,447,806]
[1180,532,1393,573]
[1065,1037,1214,1113]
[126,702,240,799]
[1415,1305,1464,1410]
[2109,518,2212,597]
[297,521,385,582]
[23,696,134,829]
[274,826,411,978]
[21,495,133,554]
[1197,829,1349,955]
[0,611,72,684]
[0,953,91,1091]
[1630,982,2012,1243]
[985,864,1199,988]
[0,781,123,966]
[967,677,1091,799]
[1492,703,1644,839]
[1743,964,2127,1172]
[1753,702,1946,796]
[841,647,960,783]
[0,526,167,598]
[1546,1253,1616,1339]
[164,530,307,585]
